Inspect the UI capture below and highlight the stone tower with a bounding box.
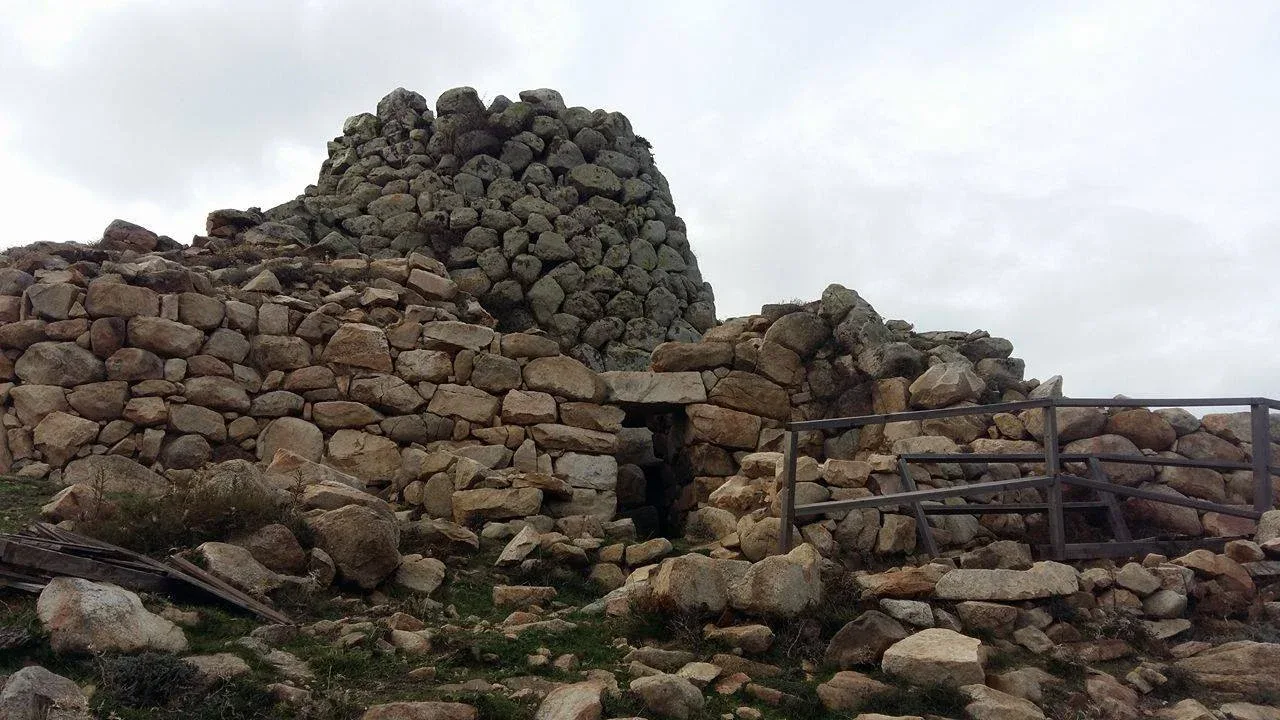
[210,86,716,372]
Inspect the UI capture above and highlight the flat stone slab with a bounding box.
[600,371,706,405]
[932,561,1079,601]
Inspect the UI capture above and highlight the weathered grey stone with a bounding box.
[882,629,984,688]
[258,417,324,463]
[0,665,92,720]
[909,362,984,408]
[86,281,160,318]
[601,371,706,405]
[128,317,205,358]
[15,342,105,386]
[37,577,188,653]
[305,505,400,589]
[322,323,393,371]
[933,562,1079,601]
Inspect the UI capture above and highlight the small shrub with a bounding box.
[271,263,312,286]
[1044,653,1088,683]
[1091,607,1166,656]
[863,682,969,718]
[622,592,706,646]
[185,677,279,720]
[95,652,199,710]
[79,467,301,554]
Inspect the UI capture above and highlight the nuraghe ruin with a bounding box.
[0,86,1278,720]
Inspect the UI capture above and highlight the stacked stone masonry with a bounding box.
[0,85,1277,569]
[204,86,716,372]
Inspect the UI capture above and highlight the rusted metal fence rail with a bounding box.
[778,397,1279,560]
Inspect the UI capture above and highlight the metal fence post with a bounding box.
[1044,399,1066,560]
[1252,402,1274,514]
[778,429,798,554]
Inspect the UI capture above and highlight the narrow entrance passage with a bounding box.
[613,408,693,539]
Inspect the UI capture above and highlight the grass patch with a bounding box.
[862,682,969,718]
[0,474,52,533]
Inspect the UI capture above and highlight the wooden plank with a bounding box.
[788,397,1280,433]
[1253,403,1274,513]
[787,399,1050,432]
[1061,475,1262,519]
[794,476,1054,517]
[14,524,291,625]
[778,430,798,555]
[1039,537,1230,560]
[1062,453,1252,471]
[1088,458,1133,542]
[898,458,939,557]
[0,539,175,593]
[1053,397,1270,409]
[920,501,1109,515]
[1043,404,1066,562]
[166,555,292,625]
[898,453,1045,464]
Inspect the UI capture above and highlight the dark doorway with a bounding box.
[614,408,693,539]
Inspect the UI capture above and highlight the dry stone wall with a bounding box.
[206,86,715,372]
[0,232,638,531]
[0,85,1276,570]
[640,289,1280,559]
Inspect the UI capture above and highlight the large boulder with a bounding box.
[182,376,251,413]
[908,362,984,408]
[127,317,205,357]
[881,628,985,687]
[649,552,751,614]
[824,610,910,668]
[0,665,92,720]
[601,371,707,405]
[523,356,605,402]
[816,670,891,712]
[325,429,402,483]
[322,323,393,372]
[233,523,306,574]
[629,674,705,719]
[960,684,1046,720]
[85,280,160,318]
[1063,434,1155,486]
[393,556,447,596]
[33,411,99,465]
[1019,407,1107,443]
[727,543,823,617]
[451,488,543,525]
[763,312,830,357]
[15,342,105,386]
[650,341,733,372]
[257,417,324,463]
[684,404,761,450]
[1173,641,1280,696]
[306,505,401,589]
[62,454,168,495]
[707,371,790,421]
[360,701,478,720]
[1105,408,1177,450]
[101,219,158,251]
[533,680,605,720]
[37,578,188,653]
[195,542,284,598]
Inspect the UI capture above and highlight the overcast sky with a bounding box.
[2,0,1278,402]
